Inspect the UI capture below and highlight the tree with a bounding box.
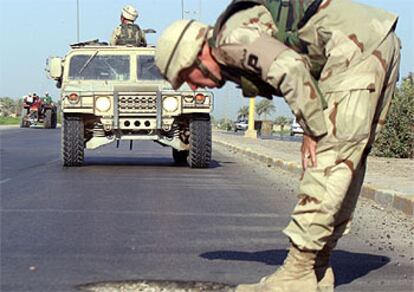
[256,99,275,120]
[217,118,233,131]
[274,116,291,132]
[372,76,414,158]
[237,105,249,120]
[0,97,17,117]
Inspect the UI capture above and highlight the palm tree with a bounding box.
[274,116,291,132]
[237,105,249,120]
[256,99,275,120]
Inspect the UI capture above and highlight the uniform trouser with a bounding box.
[283,31,401,251]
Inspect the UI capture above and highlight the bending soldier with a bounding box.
[155,0,401,291]
[110,5,147,47]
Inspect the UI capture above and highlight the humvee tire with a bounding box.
[188,116,211,168]
[172,149,189,164]
[44,109,52,128]
[62,115,84,166]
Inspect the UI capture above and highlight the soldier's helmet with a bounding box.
[155,20,209,90]
[122,5,138,22]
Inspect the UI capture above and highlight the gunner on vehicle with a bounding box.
[110,5,147,47]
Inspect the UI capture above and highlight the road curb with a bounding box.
[213,138,413,217]
[0,125,19,129]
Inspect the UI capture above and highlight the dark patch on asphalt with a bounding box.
[77,280,235,291]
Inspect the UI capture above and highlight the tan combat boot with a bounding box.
[236,244,318,292]
[315,241,336,292]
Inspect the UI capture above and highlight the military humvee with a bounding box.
[46,42,213,168]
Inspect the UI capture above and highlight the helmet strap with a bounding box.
[195,59,224,88]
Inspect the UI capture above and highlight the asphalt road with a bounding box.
[1,127,413,292]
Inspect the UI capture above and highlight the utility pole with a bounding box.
[223,85,229,121]
[181,0,184,19]
[198,0,202,20]
[245,97,258,138]
[76,0,80,42]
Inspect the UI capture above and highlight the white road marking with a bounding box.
[0,178,11,185]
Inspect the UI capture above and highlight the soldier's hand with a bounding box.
[301,134,318,170]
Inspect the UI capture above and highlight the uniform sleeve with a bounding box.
[216,22,327,137]
[110,27,120,45]
[138,29,147,47]
[266,48,327,137]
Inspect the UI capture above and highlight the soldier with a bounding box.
[155,0,400,291]
[110,5,147,47]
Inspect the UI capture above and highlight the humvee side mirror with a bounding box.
[47,57,63,80]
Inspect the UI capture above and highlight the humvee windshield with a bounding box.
[69,54,130,80]
[137,55,163,81]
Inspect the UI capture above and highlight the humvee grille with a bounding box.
[118,95,157,113]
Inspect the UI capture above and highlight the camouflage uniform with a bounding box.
[211,0,400,252]
[154,0,400,290]
[110,22,147,47]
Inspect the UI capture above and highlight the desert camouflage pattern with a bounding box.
[213,0,400,251]
[213,5,328,137]
[110,23,147,47]
[286,31,400,251]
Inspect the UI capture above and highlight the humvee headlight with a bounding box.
[96,96,111,112]
[163,96,179,112]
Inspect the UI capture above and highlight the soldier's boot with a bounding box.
[315,241,336,292]
[236,244,318,292]
[316,267,334,292]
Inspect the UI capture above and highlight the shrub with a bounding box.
[214,118,233,131]
[372,77,414,158]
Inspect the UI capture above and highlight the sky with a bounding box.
[0,0,413,120]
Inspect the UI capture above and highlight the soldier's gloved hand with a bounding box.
[301,134,318,170]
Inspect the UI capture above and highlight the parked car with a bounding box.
[234,119,248,132]
[290,118,304,136]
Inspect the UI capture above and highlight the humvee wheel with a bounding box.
[172,149,189,164]
[188,116,211,168]
[62,115,84,166]
[44,109,52,128]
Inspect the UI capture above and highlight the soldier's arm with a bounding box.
[109,27,121,45]
[215,21,327,138]
[265,46,327,138]
[139,30,147,47]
